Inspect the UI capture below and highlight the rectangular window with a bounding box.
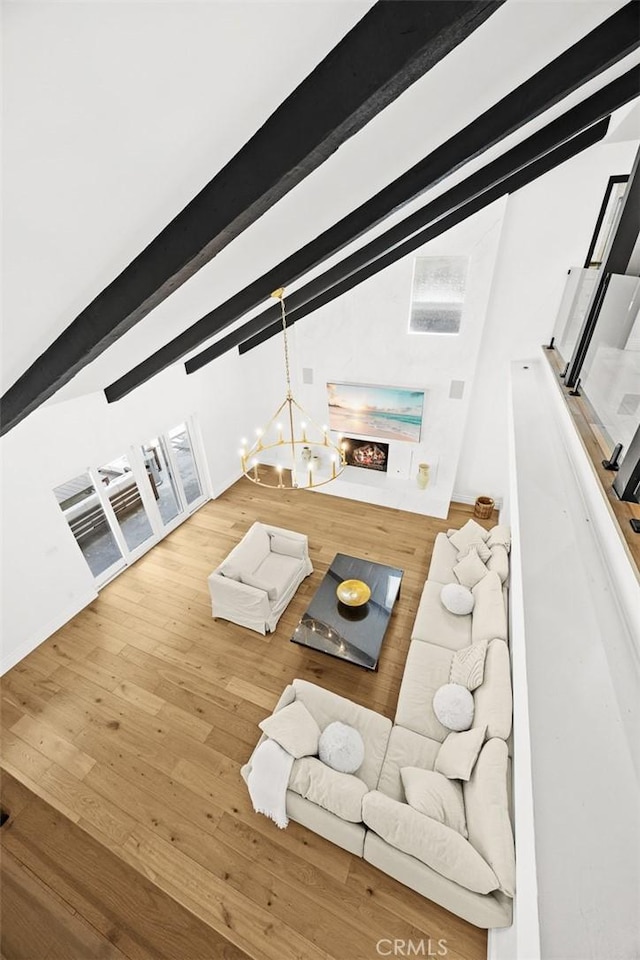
[409,256,468,334]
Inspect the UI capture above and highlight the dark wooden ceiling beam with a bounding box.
[185,68,639,370]
[238,118,611,356]
[102,1,640,402]
[1,0,504,435]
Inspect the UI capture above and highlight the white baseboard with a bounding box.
[451,491,504,509]
[1,588,98,676]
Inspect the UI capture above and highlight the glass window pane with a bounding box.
[98,455,153,552]
[168,424,202,504]
[409,256,468,334]
[142,438,181,525]
[54,473,123,578]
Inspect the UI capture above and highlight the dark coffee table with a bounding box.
[291,553,403,670]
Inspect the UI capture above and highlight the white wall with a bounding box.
[454,138,638,502]
[0,348,280,673]
[285,200,506,517]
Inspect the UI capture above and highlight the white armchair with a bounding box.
[208,521,313,634]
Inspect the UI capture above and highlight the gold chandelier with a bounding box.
[240,289,346,489]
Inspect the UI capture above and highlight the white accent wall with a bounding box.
[0,349,281,674]
[454,138,638,503]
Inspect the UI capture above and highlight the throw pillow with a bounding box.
[433,683,474,731]
[240,571,277,601]
[487,544,509,584]
[400,767,468,837]
[259,700,320,759]
[449,640,489,691]
[270,534,306,560]
[458,538,492,563]
[448,519,490,554]
[435,726,487,781]
[319,721,365,774]
[487,524,511,552]
[440,583,475,616]
[453,548,489,589]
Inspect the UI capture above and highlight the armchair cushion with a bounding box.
[270,533,307,559]
[232,522,271,574]
[253,552,302,600]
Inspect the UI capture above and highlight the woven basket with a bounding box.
[474,496,495,520]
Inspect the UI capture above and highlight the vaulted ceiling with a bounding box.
[2,0,639,434]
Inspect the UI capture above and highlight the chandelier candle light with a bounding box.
[239,289,346,489]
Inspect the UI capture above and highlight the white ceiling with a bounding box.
[2,0,638,406]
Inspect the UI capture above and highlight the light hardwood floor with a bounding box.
[1,480,494,960]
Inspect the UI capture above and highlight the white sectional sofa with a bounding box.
[242,520,514,929]
[208,521,313,634]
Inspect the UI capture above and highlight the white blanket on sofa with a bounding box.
[247,738,294,829]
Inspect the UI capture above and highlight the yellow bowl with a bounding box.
[336,579,371,606]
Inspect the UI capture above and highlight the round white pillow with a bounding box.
[440,583,475,616]
[433,684,475,731]
[319,721,365,774]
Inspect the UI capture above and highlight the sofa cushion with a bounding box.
[253,552,302,600]
[394,641,453,742]
[473,639,512,741]
[292,679,392,791]
[453,548,489,589]
[270,533,306,559]
[362,791,499,894]
[435,727,486,781]
[464,739,515,897]
[427,533,459,585]
[411,581,472,651]
[400,767,468,837]
[449,639,489,692]
[487,525,511,551]
[448,519,490,554]
[289,757,368,822]
[377,726,440,802]
[458,539,492,563]
[258,700,320,758]
[471,572,508,644]
[487,544,509,584]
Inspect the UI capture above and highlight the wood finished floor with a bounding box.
[0,481,493,960]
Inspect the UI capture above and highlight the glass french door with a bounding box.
[140,437,182,526]
[168,423,203,505]
[54,418,208,586]
[97,454,154,554]
[53,473,125,585]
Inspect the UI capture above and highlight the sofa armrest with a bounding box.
[208,571,271,619]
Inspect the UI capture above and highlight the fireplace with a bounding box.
[343,437,389,472]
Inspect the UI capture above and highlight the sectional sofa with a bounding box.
[241,521,514,928]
